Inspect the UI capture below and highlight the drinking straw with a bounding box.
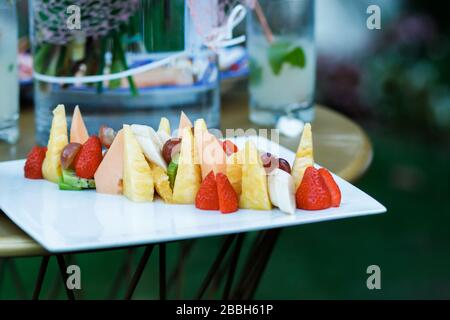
[253,0,274,43]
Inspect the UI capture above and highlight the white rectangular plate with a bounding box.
[0,136,386,253]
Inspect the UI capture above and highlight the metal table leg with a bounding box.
[222,234,245,300]
[108,249,135,299]
[167,239,196,298]
[195,234,237,299]
[32,256,50,300]
[56,255,75,300]
[124,245,154,300]
[233,229,281,300]
[159,243,166,300]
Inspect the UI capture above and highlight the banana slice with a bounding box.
[268,168,296,215]
[131,124,167,170]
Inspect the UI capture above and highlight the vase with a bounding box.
[29,0,220,145]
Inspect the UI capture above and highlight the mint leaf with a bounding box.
[268,41,291,75]
[249,58,263,86]
[267,41,306,75]
[285,47,306,69]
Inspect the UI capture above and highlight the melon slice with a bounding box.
[94,130,124,195]
[42,104,68,183]
[172,127,201,204]
[70,105,89,144]
[194,119,226,179]
[177,111,193,137]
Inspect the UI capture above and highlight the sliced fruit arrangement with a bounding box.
[24,108,342,214]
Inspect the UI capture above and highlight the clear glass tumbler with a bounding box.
[0,0,19,144]
[247,0,316,126]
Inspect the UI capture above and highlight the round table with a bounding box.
[0,91,373,298]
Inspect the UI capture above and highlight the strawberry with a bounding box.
[74,136,103,179]
[318,168,341,207]
[222,140,238,156]
[24,146,47,179]
[195,171,220,210]
[296,166,331,210]
[216,172,239,214]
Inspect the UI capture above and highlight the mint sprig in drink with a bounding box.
[247,0,316,126]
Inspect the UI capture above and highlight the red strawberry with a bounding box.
[319,168,341,207]
[195,171,220,210]
[24,146,47,179]
[74,136,103,179]
[216,172,239,214]
[296,166,331,210]
[222,140,238,156]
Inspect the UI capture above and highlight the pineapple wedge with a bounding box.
[239,141,272,210]
[42,104,68,183]
[157,117,172,145]
[172,127,201,204]
[226,150,243,196]
[291,123,314,190]
[123,125,154,202]
[150,162,173,203]
[158,117,171,136]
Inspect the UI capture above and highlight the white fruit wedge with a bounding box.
[268,169,296,215]
[42,104,68,183]
[131,124,167,170]
[157,117,172,145]
[94,129,124,195]
[291,123,314,190]
[70,105,89,144]
[177,111,193,137]
[193,118,208,168]
[172,127,201,204]
[123,125,154,202]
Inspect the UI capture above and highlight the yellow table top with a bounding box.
[0,92,372,257]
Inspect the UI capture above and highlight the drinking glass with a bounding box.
[0,0,19,144]
[247,0,316,126]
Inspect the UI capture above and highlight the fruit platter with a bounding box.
[0,106,385,252]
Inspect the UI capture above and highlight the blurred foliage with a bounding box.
[317,4,450,142]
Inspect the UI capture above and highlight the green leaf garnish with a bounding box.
[268,41,306,75]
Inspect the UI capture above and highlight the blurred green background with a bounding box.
[1,0,450,299]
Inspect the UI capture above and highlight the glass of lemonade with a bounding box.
[247,0,315,126]
[0,0,19,144]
